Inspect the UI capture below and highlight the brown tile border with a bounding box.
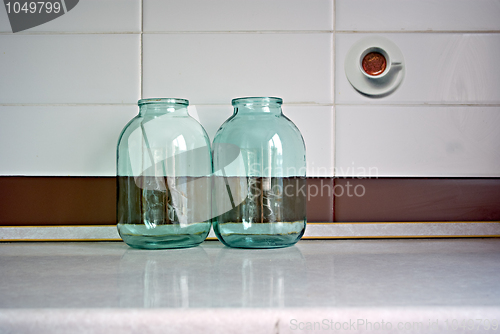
[1,177,499,226]
[306,178,334,222]
[334,178,500,222]
[0,177,335,225]
[0,177,115,225]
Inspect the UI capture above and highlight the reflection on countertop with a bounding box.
[1,239,500,333]
[1,239,499,309]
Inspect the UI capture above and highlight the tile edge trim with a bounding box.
[1,223,499,241]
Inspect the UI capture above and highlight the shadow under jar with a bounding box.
[117,98,212,249]
[212,97,307,248]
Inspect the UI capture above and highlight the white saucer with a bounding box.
[344,36,405,97]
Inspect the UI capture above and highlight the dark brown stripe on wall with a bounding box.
[1,177,499,225]
[307,178,334,222]
[0,177,335,225]
[0,177,115,225]
[334,178,500,222]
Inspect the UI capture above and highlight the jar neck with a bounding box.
[138,98,189,116]
[232,97,283,116]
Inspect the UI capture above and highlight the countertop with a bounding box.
[0,239,499,333]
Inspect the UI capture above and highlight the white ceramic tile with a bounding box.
[195,105,334,177]
[0,0,141,33]
[143,0,333,32]
[193,105,233,141]
[335,106,500,177]
[0,34,140,103]
[143,33,333,104]
[336,0,500,32]
[284,106,334,177]
[0,106,138,176]
[0,104,333,177]
[336,33,500,104]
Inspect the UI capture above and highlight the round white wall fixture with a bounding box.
[345,36,405,97]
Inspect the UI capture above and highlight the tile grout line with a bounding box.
[0,103,337,107]
[336,30,500,34]
[332,0,337,221]
[334,103,500,107]
[2,103,500,107]
[2,30,500,36]
[141,30,335,34]
[140,0,144,100]
[0,103,138,107]
[0,32,142,35]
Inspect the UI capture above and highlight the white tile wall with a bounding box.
[335,106,500,177]
[0,104,333,177]
[0,106,137,176]
[142,33,333,105]
[195,105,334,177]
[143,0,333,32]
[0,0,141,33]
[336,33,500,104]
[284,106,334,177]
[0,34,140,104]
[336,0,500,32]
[335,7,500,177]
[1,0,500,178]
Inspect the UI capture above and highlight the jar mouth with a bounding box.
[232,97,283,106]
[138,98,189,106]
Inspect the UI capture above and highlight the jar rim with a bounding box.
[232,97,283,106]
[138,98,189,106]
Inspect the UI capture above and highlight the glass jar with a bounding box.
[117,98,212,249]
[212,97,306,248]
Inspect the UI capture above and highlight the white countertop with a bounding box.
[0,239,499,333]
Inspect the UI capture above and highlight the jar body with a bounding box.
[212,97,306,248]
[117,98,212,249]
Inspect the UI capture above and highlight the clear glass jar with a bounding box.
[117,98,212,249]
[212,97,306,248]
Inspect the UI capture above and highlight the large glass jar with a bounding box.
[212,97,306,248]
[117,98,212,249]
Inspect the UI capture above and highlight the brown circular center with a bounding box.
[362,52,387,76]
